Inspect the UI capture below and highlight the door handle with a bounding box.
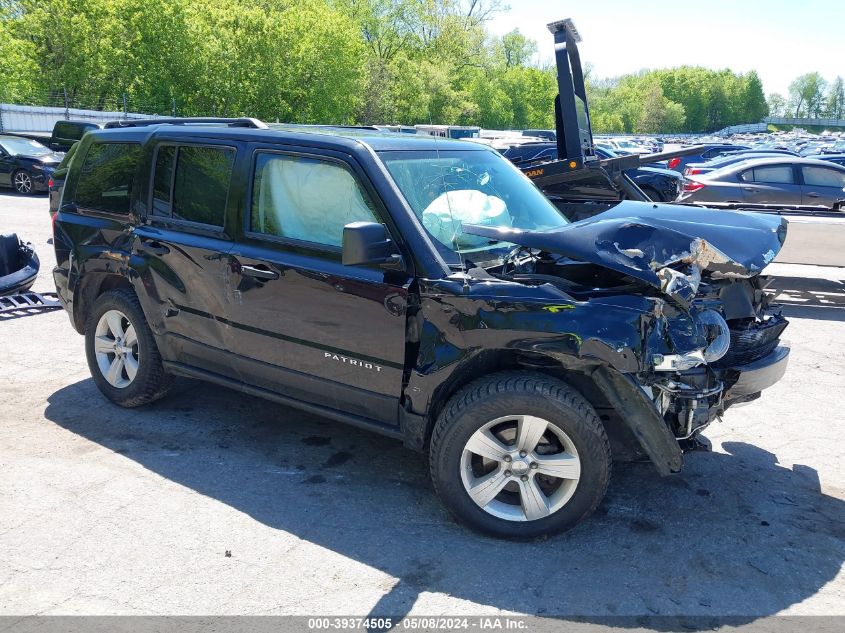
[806,192,820,198]
[240,264,279,280]
[140,240,170,255]
[743,187,756,192]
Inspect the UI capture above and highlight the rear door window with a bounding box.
[747,165,795,184]
[74,142,142,214]
[802,166,845,188]
[150,144,235,227]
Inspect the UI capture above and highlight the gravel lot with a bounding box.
[1,190,844,621]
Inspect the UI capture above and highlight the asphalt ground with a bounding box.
[1,190,843,624]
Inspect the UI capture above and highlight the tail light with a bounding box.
[682,181,705,193]
[668,157,681,170]
[686,168,704,176]
[48,178,54,188]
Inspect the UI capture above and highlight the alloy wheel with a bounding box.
[460,415,581,522]
[13,171,32,194]
[94,309,139,389]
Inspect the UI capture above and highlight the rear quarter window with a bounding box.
[744,165,795,185]
[74,142,142,214]
[802,166,845,188]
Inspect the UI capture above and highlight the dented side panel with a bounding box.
[403,276,666,417]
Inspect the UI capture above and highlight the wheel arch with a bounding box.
[411,349,604,443]
[72,272,134,333]
[410,348,682,475]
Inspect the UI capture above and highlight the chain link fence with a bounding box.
[0,89,194,133]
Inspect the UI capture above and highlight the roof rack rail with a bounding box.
[103,117,268,129]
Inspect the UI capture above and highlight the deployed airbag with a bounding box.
[253,155,378,246]
[421,190,510,250]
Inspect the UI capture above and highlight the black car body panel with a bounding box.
[48,142,79,216]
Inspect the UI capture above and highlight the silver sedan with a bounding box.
[677,156,845,210]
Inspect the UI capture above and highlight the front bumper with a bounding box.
[31,170,54,192]
[726,344,790,399]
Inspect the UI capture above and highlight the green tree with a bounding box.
[789,72,827,117]
[742,70,769,122]
[766,93,787,118]
[0,16,39,102]
[499,29,537,68]
[824,77,844,119]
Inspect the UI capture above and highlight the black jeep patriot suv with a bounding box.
[53,118,790,538]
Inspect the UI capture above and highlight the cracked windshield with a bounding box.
[380,149,569,266]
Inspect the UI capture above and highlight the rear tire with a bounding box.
[429,371,611,539]
[85,288,173,407]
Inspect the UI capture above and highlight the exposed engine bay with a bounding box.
[461,203,791,447]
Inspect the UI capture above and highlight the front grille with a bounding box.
[715,313,787,367]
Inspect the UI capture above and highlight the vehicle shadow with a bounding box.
[770,274,845,322]
[44,379,845,627]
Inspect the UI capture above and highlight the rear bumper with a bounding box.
[726,344,790,398]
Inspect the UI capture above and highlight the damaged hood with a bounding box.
[464,201,788,301]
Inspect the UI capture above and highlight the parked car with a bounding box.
[632,137,662,153]
[522,129,556,141]
[593,147,682,201]
[807,153,845,168]
[0,135,62,194]
[48,120,103,153]
[682,152,796,178]
[601,138,652,155]
[720,148,799,158]
[53,119,791,539]
[499,141,558,166]
[678,156,845,209]
[48,142,79,216]
[666,144,750,173]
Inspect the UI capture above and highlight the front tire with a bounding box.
[12,170,34,195]
[85,288,172,407]
[429,372,612,539]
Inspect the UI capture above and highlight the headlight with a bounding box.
[652,309,730,371]
[698,309,730,363]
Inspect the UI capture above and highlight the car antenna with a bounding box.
[428,111,469,289]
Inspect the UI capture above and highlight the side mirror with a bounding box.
[342,222,402,268]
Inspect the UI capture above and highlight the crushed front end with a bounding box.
[646,275,789,446]
[462,202,791,455]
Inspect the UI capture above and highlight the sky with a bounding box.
[487,0,844,97]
